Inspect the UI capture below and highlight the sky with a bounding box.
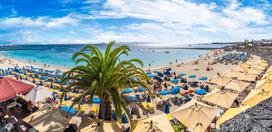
[0,0,271,45]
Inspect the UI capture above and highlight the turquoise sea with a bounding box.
[0,44,228,68]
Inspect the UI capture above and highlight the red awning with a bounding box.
[0,77,34,102]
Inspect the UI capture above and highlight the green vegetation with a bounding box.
[61,41,150,126]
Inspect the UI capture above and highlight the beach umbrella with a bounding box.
[216,105,251,129]
[92,97,100,103]
[147,73,155,78]
[23,107,68,132]
[146,71,152,74]
[255,78,272,91]
[209,75,231,86]
[133,114,174,132]
[124,96,137,102]
[171,85,180,94]
[164,70,170,76]
[170,78,179,83]
[225,79,250,92]
[238,73,257,82]
[171,99,219,131]
[202,89,239,108]
[245,67,262,75]
[154,76,162,82]
[194,88,207,95]
[223,70,242,78]
[261,72,272,80]
[146,95,152,103]
[121,114,128,124]
[159,90,170,95]
[255,64,266,70]
[240,63,251,68]
[179,73,186,77]
[189,75,196,79]
[164,104,170,114]
[56,79,61,84]
[122,88,133,94]
[61,106,76,114]
[40,76,47,80]
[198,77,208,81]
[257,60,269,67]
[233,66,246,73]
[137,87,147,92]
[24,86,53,103]
[242,89,272,106]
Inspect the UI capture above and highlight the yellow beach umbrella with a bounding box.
[257,60,269,67]
[223,70,242,78]
[202,89,239,108]
[238,73,257,82]
[240,63,251,69]
[225,79,250,92]
[261,72,272,80]
[255,78,272,91]
[242,89,272,106]
[233,66,246,73]
[171,99,219,131]
[23,107,68,132]
[133,114,174,132]
[255,64,266,70]
[209,75,232,86]
[216,105,251,129]
[192,123,205,132]
[245,67,262,75]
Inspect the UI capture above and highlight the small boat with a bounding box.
[165,51,170,53]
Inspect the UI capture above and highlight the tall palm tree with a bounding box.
[61,41,150,126]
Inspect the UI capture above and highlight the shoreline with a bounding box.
[0,48,213,73]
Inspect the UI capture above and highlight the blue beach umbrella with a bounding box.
[179,73,186,76]
[146,71,152,74]
[124,96,137,102]
[164,70,171,76]
[171,78,179,83]
[49,74,55,78]
[199,77,208,81]
[146,95,152,102]
[154,76,162,82]
[189,75,196,79]
[164,104,170,114]
[61,106,76,114]
[159,90,170,95]
[171,85,180,94]
[122,88,133,94]
[121,114,128,124]
[56,79,61,84]
[147,73,155,77]
[92,98,101,103]
[41,76,47,80]
[137,87,147,92]
[194,89,207,95]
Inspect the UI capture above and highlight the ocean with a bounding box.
[0,44,229,68]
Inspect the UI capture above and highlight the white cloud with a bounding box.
[0,15,79,29]
[88,0,271,43]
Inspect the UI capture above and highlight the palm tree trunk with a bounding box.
[99,94,112,120]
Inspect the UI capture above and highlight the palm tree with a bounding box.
[61,41,150,126]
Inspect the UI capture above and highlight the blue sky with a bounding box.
[0,0,271,44]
